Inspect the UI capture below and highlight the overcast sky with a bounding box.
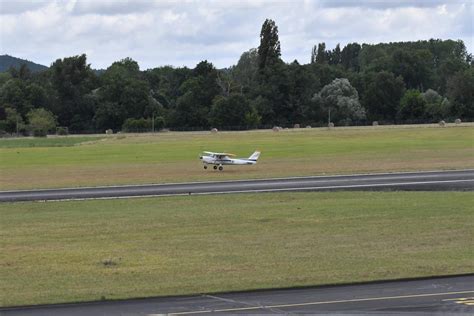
[1,0,472,70]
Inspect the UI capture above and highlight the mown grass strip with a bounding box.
[1,126,473,190]
[1,191,473,306]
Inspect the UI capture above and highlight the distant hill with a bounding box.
[0,55,48,73]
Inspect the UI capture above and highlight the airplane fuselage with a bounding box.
[201,156,257,166]
[200,151,260,170]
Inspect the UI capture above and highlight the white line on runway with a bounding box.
[1,169,472,193]
[34,179,474,202]
[157,290,474,315]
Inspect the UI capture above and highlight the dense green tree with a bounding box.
[390,49,433,89]
[250,95,273,125]
[257,19,281,70]
[95,57,159,130]
[359,44,390,72]
[171,90,209,128]
[446,68,474,118]
[308,62,346,88]
[397,89,427,120]
[93,101,125,131]
[341,43,361,71]
[364,71,406,121]
[255,19,290,125]
[436,58,468,94]
[169,60,220,128]
[315,43,328,64]
[1,31,472,132]
[49,54,97,128]
[0,79,32,116]
[145,66,192,105]
[191,60,221,107]
[0,72,12,86]
[255,61,290,125]
[329,44,342,65]
[0,107,24,133]
[287,61,319,124]
[8,64,31,80]
[232,48,258,93]
[210,94,258,128]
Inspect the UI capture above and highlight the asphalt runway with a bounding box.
[1,169,473,202]
[2,275,473,315]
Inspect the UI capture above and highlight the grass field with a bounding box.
[1,191,473,306]
[1,125,473,190]
[0,136,104,148]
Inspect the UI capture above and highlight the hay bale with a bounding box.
[455,118,462,124]
[438,120,446,127]
[328,122,334,128]
[306,125,312,129]
[105,129,113,135]
[293,124,300,129]
[272,126,281,132]
[210,128,218,133]
[372,121,379,126]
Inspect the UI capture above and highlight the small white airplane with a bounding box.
[199,151,261,170]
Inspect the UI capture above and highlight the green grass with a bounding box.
[1,191,473,306]
[1,125,473,190]
[0,136,103,148]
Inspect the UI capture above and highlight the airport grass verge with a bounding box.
[1,124,473,190]
[0,136,103,148]
[1,191,473,306]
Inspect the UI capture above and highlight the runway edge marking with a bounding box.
[1,169,472,193]
[159,290,474,315]
[35,179,474,202]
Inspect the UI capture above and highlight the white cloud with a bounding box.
[0,0,472,69]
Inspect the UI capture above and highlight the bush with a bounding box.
[56,127,69,135]
[33,129,47,137]
[122,118,149,132]
[122,117,165,132]
[152,116,165,131]
[26,108,57,137]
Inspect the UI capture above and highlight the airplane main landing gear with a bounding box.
[218,166,223,171]
[213,165,218,170]
[203,165,208,169]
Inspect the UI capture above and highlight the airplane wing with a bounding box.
[203,151,236,157]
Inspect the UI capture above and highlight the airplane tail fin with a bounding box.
[248,151,261,161]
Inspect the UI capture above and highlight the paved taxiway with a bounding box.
[2,275,473,315]
[0,169,473,202]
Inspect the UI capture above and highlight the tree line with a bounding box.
[0,19,472,135]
